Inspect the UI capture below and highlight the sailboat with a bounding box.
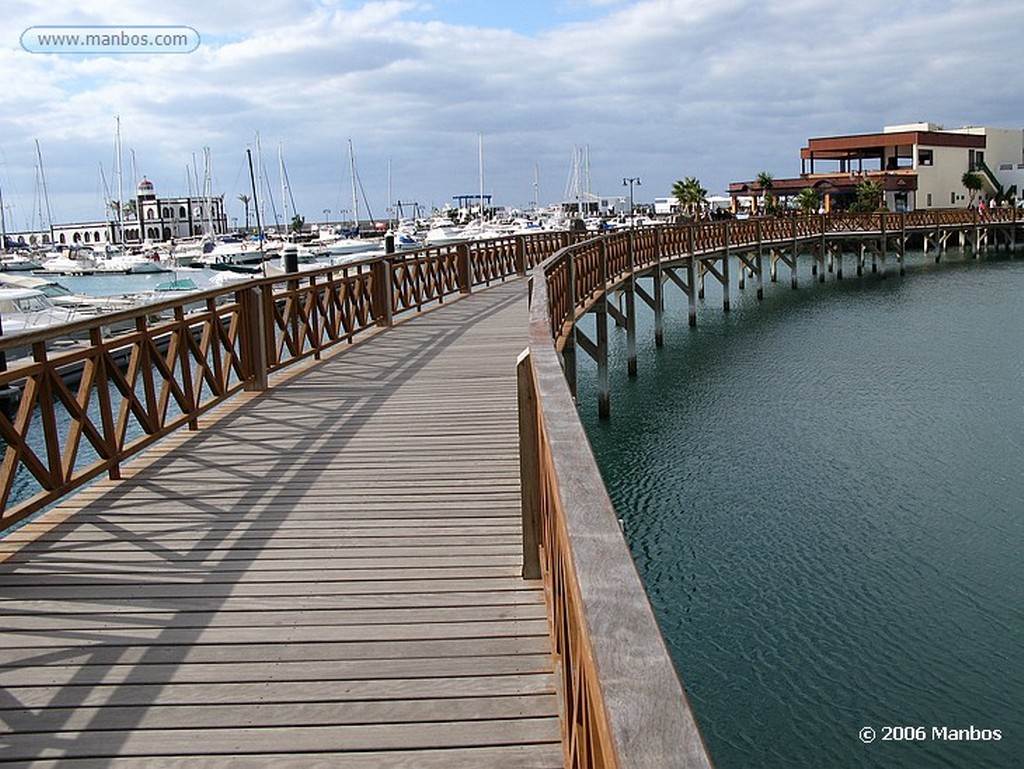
[319,140,382,258]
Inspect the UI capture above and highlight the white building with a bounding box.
[128,178,228,243]
[731,122,1024,212]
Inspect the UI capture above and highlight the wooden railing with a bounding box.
[0,233,574,529]
[518,205,1021,768]
[2,207,1018,768]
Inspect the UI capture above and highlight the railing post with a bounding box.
[457,242,473,294]
[515,235,527,276]
[596,240,610,418]
[517,349,541,580]
[243,284,269,392]
[371,257,394,327]
[562,251,578,399]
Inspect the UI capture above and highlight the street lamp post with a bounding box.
[322,208,331,225]
[623,177,641,226]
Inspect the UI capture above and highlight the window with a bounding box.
[951,191,956,205]
[918,149,933,166]
[927,193,932,207]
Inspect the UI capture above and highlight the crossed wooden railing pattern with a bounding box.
[0,232,573,528]
[1,207,1019,769]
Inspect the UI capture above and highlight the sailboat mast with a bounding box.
[247,148,265,274]
[254,132,264,232]
[115,116,125,244]
[35,140,53,235]
[533,162,539,211]
[0,180,7,254]
[348,139,358,232]
[203,147,214,236]
[478,133,485,223]
[279,143,290,235]
[387,156,393,226]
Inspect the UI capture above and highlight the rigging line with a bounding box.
[354,165,375,227]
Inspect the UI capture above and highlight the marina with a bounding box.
[0,211,1021,767]
[5,0,1024,763]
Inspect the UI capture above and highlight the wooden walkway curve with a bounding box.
[0,280,564,767]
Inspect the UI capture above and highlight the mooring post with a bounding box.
[653,227,665,346]
[722,222,731,312]
[687,226,698,327]
[626,230,637,377]
[880,213,888,278]
[790,217,799,289]
[898,212,906,276]
[818,225,826,282]
[755,219,765,300]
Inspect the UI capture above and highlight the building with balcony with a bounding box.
[730,122,1024,213]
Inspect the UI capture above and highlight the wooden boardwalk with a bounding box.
[0,281,564,768]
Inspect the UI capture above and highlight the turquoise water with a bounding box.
[578,251,1023,768]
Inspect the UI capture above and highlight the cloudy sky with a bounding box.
[1,0,1022,229]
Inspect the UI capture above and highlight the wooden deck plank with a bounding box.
[2,673,557,708]
[0,696,559,732]
[0,282,564,766]
[0,718,563,760]
[23,744,565,769]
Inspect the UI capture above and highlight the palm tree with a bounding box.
[961,171,983,207]
[849,180,884,213]
[237,194,252,231]
[671,176,707,220]
[290,214,305,234]
[796,188,820,215]
[756,171,775,215]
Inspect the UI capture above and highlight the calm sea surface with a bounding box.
[576,251,1023,769]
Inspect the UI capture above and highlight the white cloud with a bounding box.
[1,0,1022,226]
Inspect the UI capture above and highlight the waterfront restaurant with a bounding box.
[730,122,1024,214]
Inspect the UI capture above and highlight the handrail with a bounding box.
[521,275,714,768]
[2,208,1019,767]
[519,204,1021,768]
[0,232,572,529]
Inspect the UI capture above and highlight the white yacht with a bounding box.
[0,288,85,333]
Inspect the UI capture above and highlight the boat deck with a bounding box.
[0,280,564,767]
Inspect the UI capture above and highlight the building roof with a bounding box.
[801,130,984,160]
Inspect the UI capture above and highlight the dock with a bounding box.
[0,280,564,767]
